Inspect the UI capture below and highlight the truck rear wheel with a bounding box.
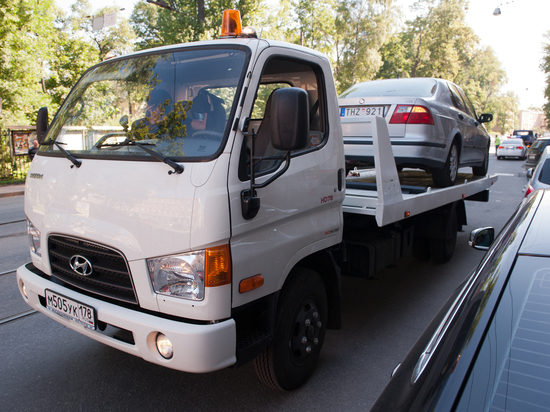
[254,268,327,391]
[429,211,457,263]
[412,236,431,261]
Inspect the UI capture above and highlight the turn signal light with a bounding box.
[205,245,231,287]
[239,274,264,293]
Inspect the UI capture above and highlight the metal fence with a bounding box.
[1,127,34,181]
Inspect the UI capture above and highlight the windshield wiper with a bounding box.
[98,139,183,175]
[53,141,82,168]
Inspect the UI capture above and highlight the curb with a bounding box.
[0,190,25,198]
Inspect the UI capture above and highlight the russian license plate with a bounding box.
[45,289,96,330]
[340,106,386,117]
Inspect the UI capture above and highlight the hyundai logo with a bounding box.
[359,98,365,104]
[69,255,93,276]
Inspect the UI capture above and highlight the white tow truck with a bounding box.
[17,10,497,390]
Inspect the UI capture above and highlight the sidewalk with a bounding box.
[0,183,25,198]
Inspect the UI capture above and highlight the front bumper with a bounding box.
[17,263,237,373]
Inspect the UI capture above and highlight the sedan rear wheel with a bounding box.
[433,141,459,187]
[472,145,489,176]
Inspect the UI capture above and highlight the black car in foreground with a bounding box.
[370,188,550,412]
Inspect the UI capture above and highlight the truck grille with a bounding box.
[48,236,137,305]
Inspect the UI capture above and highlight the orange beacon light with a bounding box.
[221,10,242,37]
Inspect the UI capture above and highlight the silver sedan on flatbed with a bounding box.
[339,78,493,187]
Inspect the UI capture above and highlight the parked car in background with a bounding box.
[496,137,526,159]
[370,188,550,412]
[524,146,550,196]
[524,135,550,170]
[338,78,493,188]
[512,129,536,147]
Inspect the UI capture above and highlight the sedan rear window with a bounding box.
[538,159,550,184]
[339,78,437,98]
[530,139,550,154]
[502,138,524,146]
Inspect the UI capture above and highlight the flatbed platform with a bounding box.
[341,117,497,227]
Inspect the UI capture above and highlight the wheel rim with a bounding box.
[449,144,458,182]
[289,297,323,366]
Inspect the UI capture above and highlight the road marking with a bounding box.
[494,173,515,177]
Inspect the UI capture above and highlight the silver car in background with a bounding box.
[496,137,527,160]
[338,78,493,187]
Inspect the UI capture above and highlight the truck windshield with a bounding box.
[41,47,248,161]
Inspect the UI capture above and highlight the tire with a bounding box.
[254,268,327,391]
[430,211,458,263]
[472,145,489,176]
[433,141,459,188]
[497,156,502,160]
[412,236,431,261]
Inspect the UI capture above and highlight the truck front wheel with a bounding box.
[254,268,327,390]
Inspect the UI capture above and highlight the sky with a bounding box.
[58,0,550,111]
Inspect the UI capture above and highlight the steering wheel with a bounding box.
[94,132,127,148]
[191,130,223,141]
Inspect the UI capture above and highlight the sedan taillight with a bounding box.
[389,105,435,125]
[516,146,524,150]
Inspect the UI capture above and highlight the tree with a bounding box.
[64,0,136,61]
[542,30,550,125]
[45,32,98,109]
[0,0,58,125]
[131,0,263,50]
[334,0,397,92]
[490,91,519,134]
[400,0,478,80]
[455,46,506,113]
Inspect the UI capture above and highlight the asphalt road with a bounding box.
[0,155,528,411]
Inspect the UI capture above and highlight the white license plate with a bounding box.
[45,289,96,330]
[340,106,386,117]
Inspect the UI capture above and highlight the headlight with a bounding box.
[147,251,206,300]
[147,245,231,301]
[27,218,41,257]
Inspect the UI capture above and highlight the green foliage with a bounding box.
[334,0,397,92]
[64,0,136,61]
[131,0,263,49]
[373,0,517,130]
[542,31,550,125]
[0,0,58,126]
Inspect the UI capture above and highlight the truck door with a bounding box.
[227,49,345,309]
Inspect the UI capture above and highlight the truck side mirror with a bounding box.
[271,87,309,151]
[478,113,493,124]
[240,87,309,220]
[469,227,494,251]
[36,107,49,143]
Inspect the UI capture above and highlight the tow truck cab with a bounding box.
[17,10,344,390]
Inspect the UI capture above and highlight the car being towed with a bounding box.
[339,78,493,187]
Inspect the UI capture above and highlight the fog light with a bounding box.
[21,281,28,299]
[156,333,173,359]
